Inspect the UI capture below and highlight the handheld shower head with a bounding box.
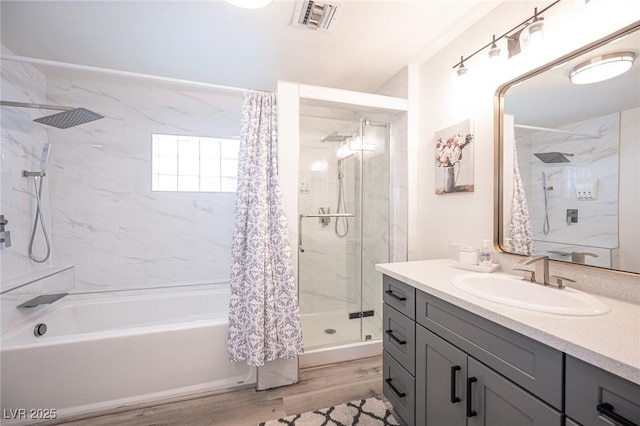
[40,144,52,173]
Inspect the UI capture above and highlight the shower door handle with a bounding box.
[298,213,355,252]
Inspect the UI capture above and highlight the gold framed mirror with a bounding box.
[495,21,640,274]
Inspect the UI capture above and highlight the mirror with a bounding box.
[497,22,640,274]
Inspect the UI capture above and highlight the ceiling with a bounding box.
[0,0,504,94]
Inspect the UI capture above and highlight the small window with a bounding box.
[152,134,239,192]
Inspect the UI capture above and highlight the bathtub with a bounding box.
[0,285,256,424]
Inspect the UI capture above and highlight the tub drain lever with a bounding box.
[17,293,68,309]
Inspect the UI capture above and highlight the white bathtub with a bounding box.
[0,285,256,424]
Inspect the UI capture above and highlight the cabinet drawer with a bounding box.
[566,355,640,426]
[416,290,563,409]
[383,275,415,320]
[383,350,415,426]
[383,304,416,375]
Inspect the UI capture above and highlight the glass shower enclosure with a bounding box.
[298,115,390,351]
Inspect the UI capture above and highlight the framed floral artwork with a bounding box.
[434,119,475,194]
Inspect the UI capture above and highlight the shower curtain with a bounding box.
[510,145,535,255]
[227,90,303,368]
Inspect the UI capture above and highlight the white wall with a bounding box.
[414,1,640,260]
[0,45,51,289]
[44,74,243,291]
[619,106,640,272]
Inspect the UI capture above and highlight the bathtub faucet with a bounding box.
[17,293,68,309]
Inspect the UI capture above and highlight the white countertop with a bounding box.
[376,259,640,385]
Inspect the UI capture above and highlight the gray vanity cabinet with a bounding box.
[415,326,562,426]
[565,355,640,426]
[383,275,417,425]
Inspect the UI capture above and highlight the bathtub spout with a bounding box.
[17,293,68,309]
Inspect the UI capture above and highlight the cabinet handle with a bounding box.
[466,377,477,417]
[450,365,461,403]
[385,378,406,398]
[385,330,407,345]
[597,403,638,426]
[385,289,406,301]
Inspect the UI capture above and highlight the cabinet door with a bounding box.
[416,325,467,426]
[566,355,640,426]
[466,358,562,426]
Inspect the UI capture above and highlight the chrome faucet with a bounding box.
[17,293,68,309]
[514,255,575,289]
[518,255,550,286]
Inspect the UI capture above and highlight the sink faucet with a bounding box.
[515,255,575,289]
[518,255,550,286]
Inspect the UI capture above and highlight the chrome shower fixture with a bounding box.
[321,131,352,143]
[0,100,104,129]
[534,152,573,163]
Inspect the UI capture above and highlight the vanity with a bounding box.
[377,259,640,426]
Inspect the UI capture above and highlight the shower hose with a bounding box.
[335,161,349,238]
[28,175,51,263]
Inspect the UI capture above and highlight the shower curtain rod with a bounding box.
[514,124,601,139]
[1,55,247,94]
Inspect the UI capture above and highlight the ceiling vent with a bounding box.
[292,0,341,32]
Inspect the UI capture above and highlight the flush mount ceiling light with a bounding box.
[224,0,274,9]
[569,52,636,85]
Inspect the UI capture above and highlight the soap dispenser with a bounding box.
[480,239,493,265]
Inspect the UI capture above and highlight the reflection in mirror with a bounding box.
[499,23,640,274]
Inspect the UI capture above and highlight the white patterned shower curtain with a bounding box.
[510,145,535,256]
[227,90,303,367]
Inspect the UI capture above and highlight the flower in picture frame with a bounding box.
[435,133,474,167]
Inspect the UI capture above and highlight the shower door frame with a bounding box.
[257,81,407,390]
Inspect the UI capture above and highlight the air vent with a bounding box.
[292,0,341,32]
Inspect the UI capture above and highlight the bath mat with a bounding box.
[258,397,399,426]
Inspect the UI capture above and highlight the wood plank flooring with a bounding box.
[45,356,386,426]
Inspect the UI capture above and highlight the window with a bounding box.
[152,134,239,192]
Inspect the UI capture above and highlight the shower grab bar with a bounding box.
[298,213,354,252]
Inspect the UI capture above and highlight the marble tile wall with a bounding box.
[43,74,243,291]
[0,45,53,290]
[517,113,619,267]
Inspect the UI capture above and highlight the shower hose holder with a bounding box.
[23,170,46,177]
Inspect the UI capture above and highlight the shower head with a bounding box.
[34,108,104,129]
[40,144,52,173]
[0,100,104,129]
[534,152,573,163]
[321,131,352,143]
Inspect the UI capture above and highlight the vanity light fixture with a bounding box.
[452,1,560,75]
[224,0,274,9]
[520,8,545,51]
[569,52,636,84]
[488,35,503,60]
[456,56,468,78]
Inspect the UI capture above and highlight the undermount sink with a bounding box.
[451,273,610,316]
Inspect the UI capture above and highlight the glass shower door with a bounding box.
[298,115,389,351]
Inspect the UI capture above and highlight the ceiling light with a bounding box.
[569,52,636,84]
[224,0,274,9]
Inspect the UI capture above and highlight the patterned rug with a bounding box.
[258,397,399,426]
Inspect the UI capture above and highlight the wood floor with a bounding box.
[44,356,386,426]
